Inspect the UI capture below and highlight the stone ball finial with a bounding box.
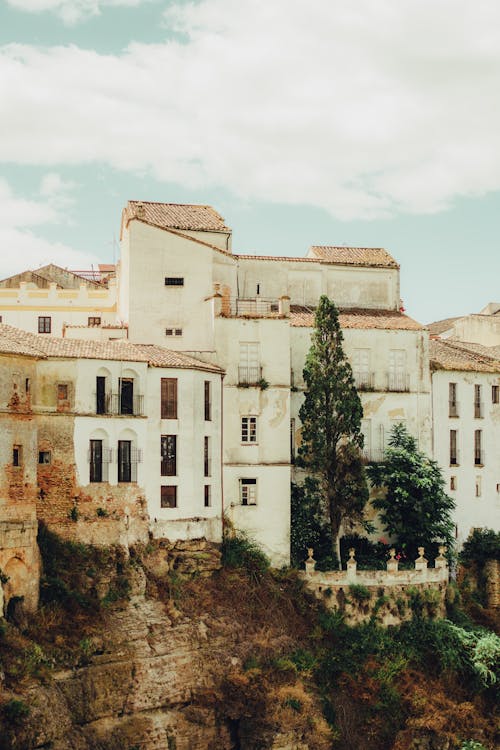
[348,547,356,560]
[307,548,314,560]
[389,548,396,559]
[417,546,425,559]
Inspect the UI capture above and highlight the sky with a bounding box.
[0,0,499,325]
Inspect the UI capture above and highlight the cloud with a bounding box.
[0,179,100,278]
[6,0,149,25]
[1,0,500,219]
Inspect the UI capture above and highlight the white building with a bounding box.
[118,201,432,562]
[0,323,224,548]
[430,339,500,546]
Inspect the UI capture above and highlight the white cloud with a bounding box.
[0,179,100,278]
[6,0,148,25]
[1,0,500,219]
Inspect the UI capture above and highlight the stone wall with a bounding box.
[301,547,449,625]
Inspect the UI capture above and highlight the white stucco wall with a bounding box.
[123,221,233,350]
[432,369,500,547]
[145,367,223,543]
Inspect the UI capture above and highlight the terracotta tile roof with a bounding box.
[0,324,223,373]
[236,254,317,263]
[290,306,422,330]
[123,201,230,232]
[309,246,399,268]
[427,316,461,335]
[430,339,500,373]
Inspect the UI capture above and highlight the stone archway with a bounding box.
[3,556,29,609]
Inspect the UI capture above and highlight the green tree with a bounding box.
[367,423,455,559]
[297,295,367,563]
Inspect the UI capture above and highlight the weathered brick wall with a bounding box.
[484,559,500,609]
[36,415,149,546]
[0,355,40,612]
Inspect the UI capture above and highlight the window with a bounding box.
[353,349,372,390]
[239,342,260,384]
[38,451,51,464]
[204,381,211,421]
[57,384,68,401]
[204,436,211,477]
[449,383,458,417]
[120,378,134,415]
[38,316,51,334]
[96,376,107,414]
[25,378,30,394]
[475,476,482,497]
[89,439,103,483]
[204,485,211,507]
[388,349,408,391]
[164,277,184,286]
[12,445,22,467]
[88,317,101,327]
[240,478,257,505]
[450,476,456,491]
[161,485,177,508]
[474,430,483,465]
[165,328,182,337]
[161,378,177,419]
[161,435,177,476]
[0,315,2,323]
[450,430,458,465]
[492,385,499,404]
[474,384,482,418]
[118,440,138,482]
[241,416,257,443]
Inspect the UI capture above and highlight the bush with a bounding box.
[221,531,270,580]
[460,529,500,565]
[1,698,30,724]
[348,583,371,604]
[340,534,389,570]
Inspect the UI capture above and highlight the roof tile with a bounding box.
[124,201,230,232]
[290,306,422,331]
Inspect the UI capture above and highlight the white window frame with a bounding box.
[241,416,258,444]
[240,478,257,506]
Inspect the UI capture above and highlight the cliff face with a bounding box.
[0,536,332,750]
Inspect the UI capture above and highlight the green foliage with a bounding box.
[221,531,270,580]
[257,377,269,390]
[284,696,302,712]
[460,529,500,565]
[460,741,488,750]
[1,699,30,724]
[340,534,390,570]
[96,507,109,517]
[297,296,368,555]
[367,423,455,560]
[348,583,371,603]
[290,478,331,567]
[68,505,79,522]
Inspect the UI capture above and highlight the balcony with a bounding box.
[449,401,459,418]
[94,392,144,416]
[222,297,281,318]
[238,366,263,386]
[354,371,375,391]
[387,372,410,392]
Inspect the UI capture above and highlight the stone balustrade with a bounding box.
[303,545,449,586]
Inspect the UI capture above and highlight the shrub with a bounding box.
[460,529,500,565]
[221,531,270,580]
[2,698,30,724]
[348,584,371,604]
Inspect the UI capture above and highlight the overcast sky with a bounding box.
[1,0,499,324]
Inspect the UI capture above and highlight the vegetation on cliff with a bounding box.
[0,527,498,750]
